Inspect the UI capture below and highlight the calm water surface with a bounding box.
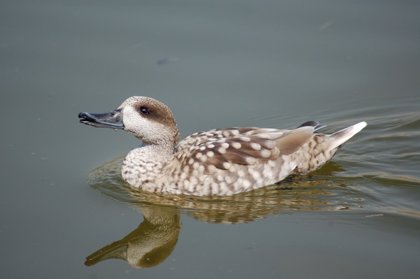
[1,1,419,278]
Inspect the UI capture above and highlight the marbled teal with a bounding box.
[79,96,366,196]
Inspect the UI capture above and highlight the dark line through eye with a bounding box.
[140,106,151,115]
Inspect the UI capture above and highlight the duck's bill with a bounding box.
[85,241,128,266]
[78,110,124,129]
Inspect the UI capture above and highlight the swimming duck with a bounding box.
[79,96,366,196]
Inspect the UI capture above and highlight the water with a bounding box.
[1,0,420,278]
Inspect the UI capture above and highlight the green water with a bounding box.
[1,0,419,278]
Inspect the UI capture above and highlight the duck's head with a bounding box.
[79,96,179,145]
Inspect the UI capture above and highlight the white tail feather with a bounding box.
[328,121,367,150]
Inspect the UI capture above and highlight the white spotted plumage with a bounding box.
[79,96,367,196]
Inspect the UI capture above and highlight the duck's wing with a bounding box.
[173,127,315,171]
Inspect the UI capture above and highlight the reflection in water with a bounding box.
[85,206,180,268]
[85,157,361,268]
[88,156,365,224]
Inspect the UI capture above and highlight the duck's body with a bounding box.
[79,96,366,196]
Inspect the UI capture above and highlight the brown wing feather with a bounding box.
[174,127,314,173]
[275,126,314,155]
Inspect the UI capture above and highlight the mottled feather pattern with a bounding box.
[158,127,311,195]
[175,128,285,169]
[292,134,336,174]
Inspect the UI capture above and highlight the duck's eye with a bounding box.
[139,106,151,115]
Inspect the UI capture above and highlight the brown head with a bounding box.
[79,96,179,146]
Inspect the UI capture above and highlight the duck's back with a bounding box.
[159,126,316,195]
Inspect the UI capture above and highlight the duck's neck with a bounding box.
[142,141,175,161]
[122,142,175,188]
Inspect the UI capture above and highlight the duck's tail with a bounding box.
[292,121,367,175]
[327,121,367,151]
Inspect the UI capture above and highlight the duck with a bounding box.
[79,96,366,196]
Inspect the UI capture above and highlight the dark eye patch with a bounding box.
[139,106,151,115]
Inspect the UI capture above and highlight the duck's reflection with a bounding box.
[85,156,363,268]
[85,206,180,268]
